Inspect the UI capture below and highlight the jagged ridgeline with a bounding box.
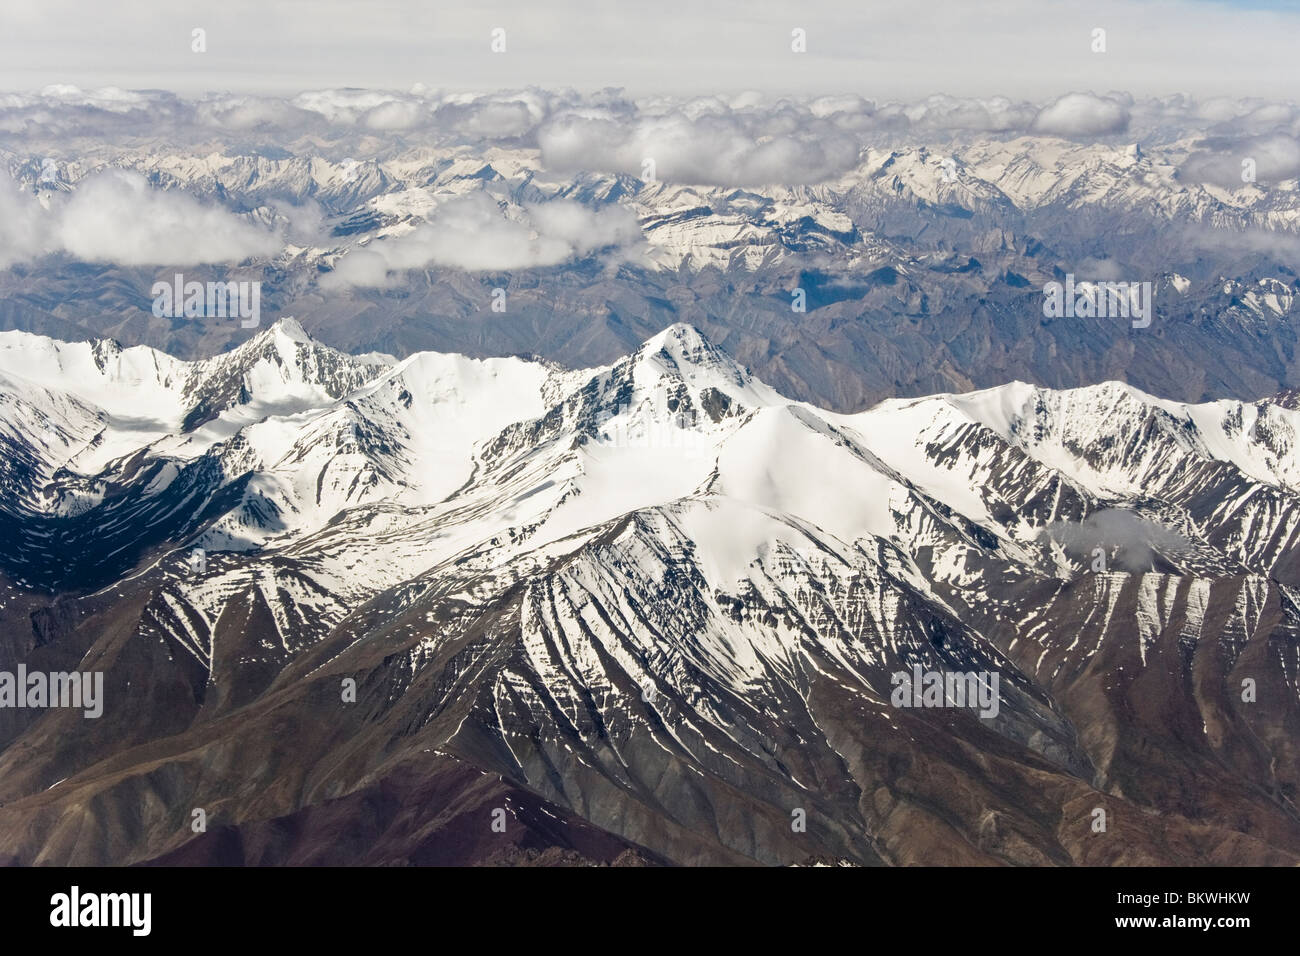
[0,320,1298,864]
[4,137,1298,413]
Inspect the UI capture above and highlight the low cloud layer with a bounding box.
[0,86,1296,275]
[0,169,281,267]
[5,86,1298,189]
[1179,133,1300,187]
[538,109,864,186]
[321,194,640,286]
[1032,93,1131,137]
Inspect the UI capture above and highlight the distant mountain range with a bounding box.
[2,133,1299,412]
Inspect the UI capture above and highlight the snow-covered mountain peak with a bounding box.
[6,322,1300,599]
[928,377,1300,498]
[265,315,313,345]
[632,322,778,403]
[222,313,345,368]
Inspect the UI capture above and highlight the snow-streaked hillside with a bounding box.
[4,317,1300,580]
[3,319,1300,867]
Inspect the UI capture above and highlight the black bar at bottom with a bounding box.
[0,864,1287,943]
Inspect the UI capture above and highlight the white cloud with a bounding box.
[1179,134,1300,187]
[537,109,863,186]
[1077,257,1128,281]
[905,95,1039,132]
[322,247,391,288]
[321,194,641,287]
[1031,93,1131,138]
[35,84,149,112]
[361,100,428,131]
[529,199,641,255]
[57,170,282,265]
[195,95,321,131]
[0,175,46,268]
[292,90,411,125]
[0,169,282,266]
[436,97,546,139]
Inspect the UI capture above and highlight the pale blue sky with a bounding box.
[0,0,1296,99]
[1200,0,1298,8]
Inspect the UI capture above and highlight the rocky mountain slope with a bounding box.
[0,320,1297,865]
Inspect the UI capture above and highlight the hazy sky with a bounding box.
[0,0,1297,99]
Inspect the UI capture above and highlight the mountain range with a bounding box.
[1,318,1297,865]
[3,132,1299,412]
